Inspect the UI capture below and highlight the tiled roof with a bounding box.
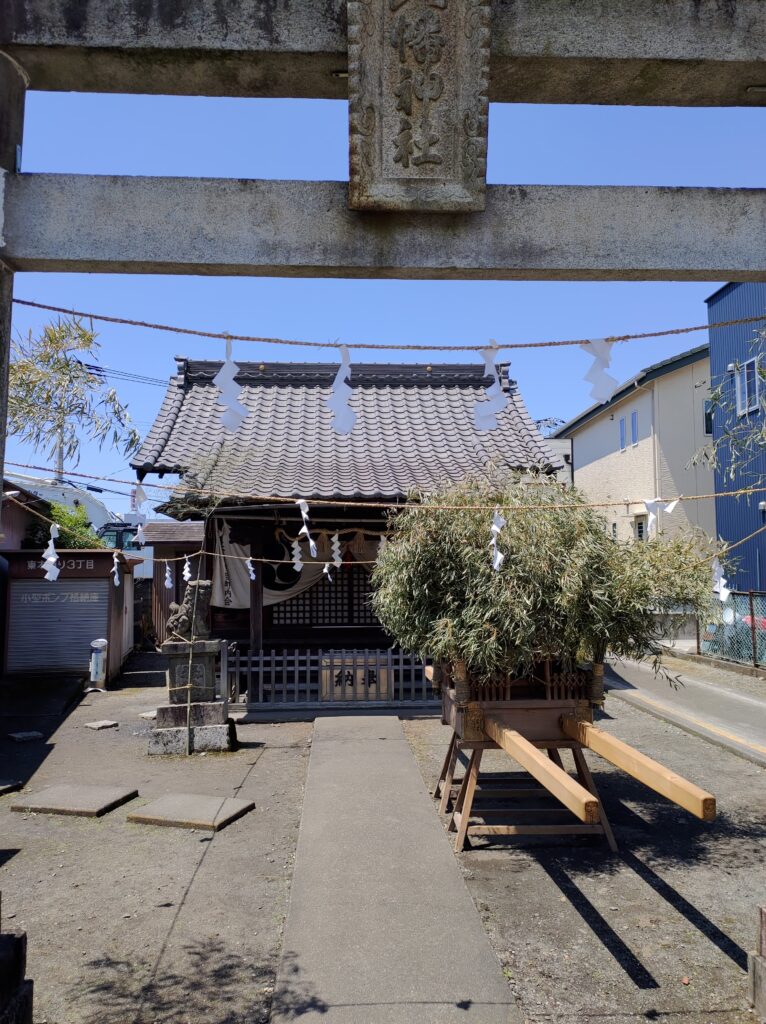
[132,360,562,501]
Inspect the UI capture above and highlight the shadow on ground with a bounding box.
[0,673,83,787]
[109,651,168,691]
[459,757,761,992]
[76,939,327,1024]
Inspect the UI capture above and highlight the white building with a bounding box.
[554,345,716,542]
[5,472,119,531]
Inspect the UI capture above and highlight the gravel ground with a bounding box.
[0,687,312,1024]
[3,681,765,1024]
[403,698,766,1024]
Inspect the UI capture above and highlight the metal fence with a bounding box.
[699,590,766,668]
[221,646,435,707]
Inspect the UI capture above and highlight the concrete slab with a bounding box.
[83,720,118,731]
[0,780,22,796]
[126,793,254,831]
[271,716,520,1023]
[7,732,43,742]
[11,784,138,818]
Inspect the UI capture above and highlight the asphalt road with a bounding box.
[606,657,766,767]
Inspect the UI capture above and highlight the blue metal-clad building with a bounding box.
[706,283,766,591]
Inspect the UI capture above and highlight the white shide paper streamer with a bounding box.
[325,345,357,435]
[246,557,257,581]
[712,557,730,603]
[135,522,146,546]
[643,497,679,535]
[42,523,61,582]
[164,563,173,590]
[581,339,619,405]
[183,556,192,583]
[133,483,148,508]
[213,338,248,433]
[110,551,120,588]
[474,346,509,432]
[490,510,506,572]
[323,562,334,583]
[331,532,343,569]
[292,539,303,573]
[296,500,317,558]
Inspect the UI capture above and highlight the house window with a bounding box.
[634,516,648,542]
[619,417,626,451]
[631,410,638,446]
[704,399,713,435]
[735,358,760,416]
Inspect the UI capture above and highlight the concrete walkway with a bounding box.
[606,659,766,768]
[271,716,520,1023]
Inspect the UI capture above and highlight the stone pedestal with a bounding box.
[161,639,220,704]
[148,700,237,754]
[150,640,236,754]
[148,719,238,756]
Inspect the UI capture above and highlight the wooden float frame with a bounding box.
[434,687,716,852]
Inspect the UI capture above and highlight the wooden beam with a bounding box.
[562,717,716,822]
[483,713,600,825]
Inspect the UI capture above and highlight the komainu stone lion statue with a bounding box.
[166,580,212,641]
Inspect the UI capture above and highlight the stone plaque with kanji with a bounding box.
[348,0,491,212]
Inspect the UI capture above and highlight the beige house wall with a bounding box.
[653,359,716,538]
[569,354,716,542]
[571,389,655,543]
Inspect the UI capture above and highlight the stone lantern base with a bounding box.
[149,639,236,755]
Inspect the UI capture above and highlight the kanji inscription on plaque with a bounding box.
[348,0,491,212]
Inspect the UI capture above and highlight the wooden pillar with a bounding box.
[0,53,27,532]
[249,531,263,652]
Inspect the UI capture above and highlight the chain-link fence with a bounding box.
[699,590,766,667]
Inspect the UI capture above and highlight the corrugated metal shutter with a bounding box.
[7,579,110,673]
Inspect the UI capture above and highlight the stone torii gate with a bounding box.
[1,0,766,489]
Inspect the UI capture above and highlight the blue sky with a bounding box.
[8,94,766,514]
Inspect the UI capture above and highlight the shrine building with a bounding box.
[133,359,561,705]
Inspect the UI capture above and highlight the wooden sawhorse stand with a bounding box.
[434,731,617,854]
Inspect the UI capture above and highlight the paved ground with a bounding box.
[272,716,519,1023]
[0,686,311,1024]
[403,698,766,1024]
[2,674,765,1024]
[607,655,766,766]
